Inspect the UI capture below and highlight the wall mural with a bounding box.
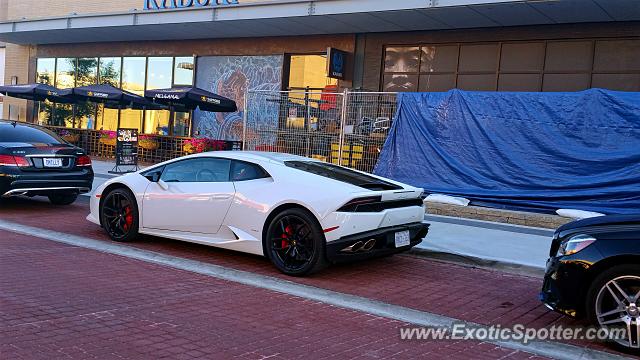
[194,55,283,140]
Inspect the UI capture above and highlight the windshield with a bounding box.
[0,123,64,145]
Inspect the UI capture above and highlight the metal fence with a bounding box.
[44,126,242,164]
[243,90,397,173]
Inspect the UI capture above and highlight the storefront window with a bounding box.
[35,101,54,126]
[55,58,76,89]
[120,109,143,131]
[97,105,119,131]
[36,58,56,85]
[53,103,74,128]
[34,55,194,135]
[288,54,337,90]
[76,58,98,87]
[286,54,338,130]
[173,112,191,137]
[174,57,194,86]
[75,103,97,129]
[147,57,173,90]
[99,57,122,86]
[122,57,146,95]
[52,56,75,128]
[145,57,173,134]
[144,110,170,135]
[73,58,99,129]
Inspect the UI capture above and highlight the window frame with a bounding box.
[230,160,271,182]
[158,157,233,184]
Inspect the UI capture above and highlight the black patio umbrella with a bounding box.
[145,86,238,112]
[0,83,75,103]
[70,84,167,110]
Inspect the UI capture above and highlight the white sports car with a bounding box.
[87,152,429,276]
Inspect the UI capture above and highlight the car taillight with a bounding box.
[0,155,30,167]
[337,196,382,212]
[76,155,92,167]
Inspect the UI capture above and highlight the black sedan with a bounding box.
[0,120,93,205]
[541,214,640,352]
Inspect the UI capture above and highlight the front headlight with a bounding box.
[556,234,597,257]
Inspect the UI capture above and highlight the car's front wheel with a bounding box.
[48,192,78,205]
[100,188,139,242]
[586,264,640,353]
[265,208,327,276]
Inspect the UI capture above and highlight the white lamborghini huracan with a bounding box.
[88,152,429,276]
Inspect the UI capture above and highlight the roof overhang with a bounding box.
[0,0,639,45]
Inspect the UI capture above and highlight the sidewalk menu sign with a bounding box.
[110,128,139,174]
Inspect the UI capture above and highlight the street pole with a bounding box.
[338,88,348,166]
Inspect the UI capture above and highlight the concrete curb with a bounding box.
[408,248,546,278]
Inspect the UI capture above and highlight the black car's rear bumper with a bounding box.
[0,166,93,197]
[326,222,429,263]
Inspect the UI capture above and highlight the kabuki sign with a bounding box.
[144,0,239,10]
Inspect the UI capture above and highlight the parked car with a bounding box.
[0,120,93,205]
[88,151,429,276]
[541,214,640,352]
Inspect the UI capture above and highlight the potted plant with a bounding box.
[139,135,159,151]
[99,130,117,146]
[183,138,228,154]
[59,129,80,143]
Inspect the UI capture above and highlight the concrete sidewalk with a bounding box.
[87,159,554,273]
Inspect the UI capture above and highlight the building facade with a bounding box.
[0,0,639,139]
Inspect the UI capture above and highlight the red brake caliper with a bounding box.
[123,206,133,232]
[281,225,293,249]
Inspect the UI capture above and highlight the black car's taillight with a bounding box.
[0,154,30,167]
[337,196,382,212]
[76,155,92,167]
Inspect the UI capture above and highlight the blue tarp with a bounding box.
[374,89,640,215]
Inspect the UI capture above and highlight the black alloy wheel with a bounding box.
[587,264,640,353]
[265,208,327,276]
[100,188,139,242]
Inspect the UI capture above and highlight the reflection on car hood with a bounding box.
[558,214,640,232]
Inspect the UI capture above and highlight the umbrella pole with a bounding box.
[169,106,175,136]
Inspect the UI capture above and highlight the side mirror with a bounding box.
[157,179,170,191]
[143,167,164,182]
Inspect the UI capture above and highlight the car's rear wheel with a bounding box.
[48,192,78,205]
[265,208,327,276]
[100,188,139,242]
[586,264,640,353]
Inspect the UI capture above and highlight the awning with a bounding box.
[0,84,74,103]
[0,0,637,44]
[71,84,167,110]
[146,87,237,113]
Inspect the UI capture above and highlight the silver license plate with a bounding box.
[44,158,63,168]
[394,230,411,248]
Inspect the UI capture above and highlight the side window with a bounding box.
[161,158,231,183]
[231,161,269,182]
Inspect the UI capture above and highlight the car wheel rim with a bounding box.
[102,192,134,239]
[269,215,315,272]
[595,275,640,349]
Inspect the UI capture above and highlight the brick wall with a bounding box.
[3,44,31,120]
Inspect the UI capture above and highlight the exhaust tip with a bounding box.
[362,239,376,251]
[341,241,364,253]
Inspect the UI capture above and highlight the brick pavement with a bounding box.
[0,230,547,360]
[0,196,629,356]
